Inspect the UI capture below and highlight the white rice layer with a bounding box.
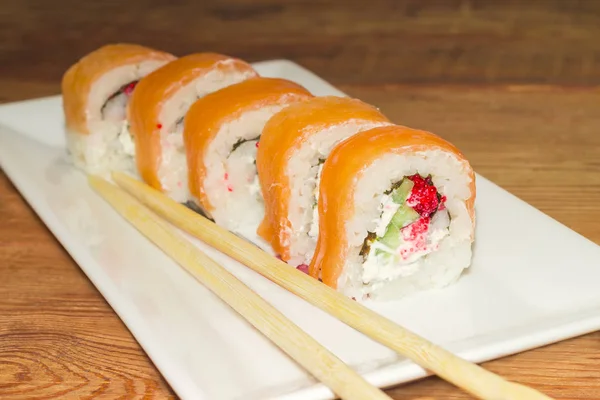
[283,120,392,266]
[67,60,168,176]
[157,66,256,203]
[66,123,137,178]
[197,105,288,235]
[337,150,474,301]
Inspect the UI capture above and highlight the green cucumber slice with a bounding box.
[390,179,414,203]
[390,205,419,228]
[378,204,420,248]
[379,227,402,249]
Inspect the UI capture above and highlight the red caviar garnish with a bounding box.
[255,142,260,148]
[402,216,430,242]
[438,195,447,211]
[156,123,163,129]
[296,264,309,274]
[227,186,233,192]
[406,174,440,217]
[124,82,137,96]
[399,216,430,259]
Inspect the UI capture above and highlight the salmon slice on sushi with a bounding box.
[127,53,258,203]
[183,77,313,238]
[61,43,176,174]
[255,96,393,266]
[309,125,476,301]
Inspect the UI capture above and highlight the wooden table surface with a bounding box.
[1,1,599,399]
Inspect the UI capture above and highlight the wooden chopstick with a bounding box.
[88,175,394,400]
[109,171,554,400]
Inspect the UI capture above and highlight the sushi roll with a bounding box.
[61,43,176,174]
[256,96,392,266]
[309,125,476,301]
[184,77,313,237]
[127,53,258,203]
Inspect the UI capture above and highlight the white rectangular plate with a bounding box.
[1,59,600,400]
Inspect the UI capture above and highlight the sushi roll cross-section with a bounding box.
[127,53,258,203]
[309,125,476,301]
[183,77,314,237]
[61,43,176,175]
[256,96,393,266]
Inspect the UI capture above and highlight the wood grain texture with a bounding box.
[2,0,600,103]
[1,0,600,399]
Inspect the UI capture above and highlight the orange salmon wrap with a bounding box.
[127,53,258,203]
[183,77,313,241]
[61,43,176,174]
[255,96,393,265]
[309,125,476,301]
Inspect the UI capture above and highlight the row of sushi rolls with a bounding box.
[62,43,476,302]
